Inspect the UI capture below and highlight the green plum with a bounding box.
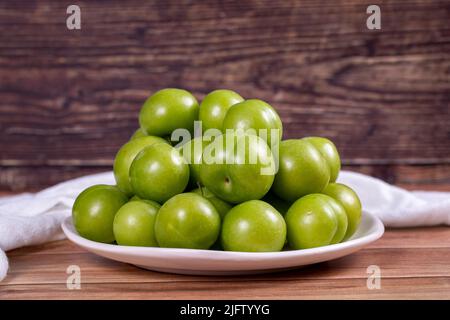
[200,132,275,203]
[199,89,244,132]
[113,136,169,196]
[322,183,362,240]
[222,99,282,148]
[327,197,348,244]
[113,200,160,247]
[130,128,148,140]
[130,143,189,203]
[192,187,233,219]
[221,200,286,252]
[139,88,199,137]
[285,194,338,249]
[154,193,221,249]
[178,136,210,188]
[272,139,330,202]
[303,137,341,182]
[72,185,128,243]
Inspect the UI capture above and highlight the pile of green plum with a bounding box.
[72,88,362,252]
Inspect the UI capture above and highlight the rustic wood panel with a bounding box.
[1,164,449,192]
[1,227,450,299]
[0,0,449,191]
[4,246,450,284]
[2,278,449,300]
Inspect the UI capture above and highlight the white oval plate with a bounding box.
[62,210,384,275]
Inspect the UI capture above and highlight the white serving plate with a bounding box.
[62,210,384,275]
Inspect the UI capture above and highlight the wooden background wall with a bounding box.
[0,0,449,192]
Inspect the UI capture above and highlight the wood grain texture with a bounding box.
[1,227,449,299]
[0,0,449,191]
[2,164,450,192]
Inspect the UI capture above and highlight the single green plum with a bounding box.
[303,137,341,182]
[113,200,160,247]
[113,136,169,196]
[200,132,275,203]
[139,88,199,137]
[322,183,362,240]
[199,89,244,132]
[129,143,190,203]
[285,194,338,249]
[72,185,128,243]
[154,193,221,249]
[326,196,348,244]
[222,99,282,148]
[192,187,233,219]
[221,200,286,252]
[272,139,330,202]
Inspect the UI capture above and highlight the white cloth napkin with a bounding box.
[0,170,449,281]
[0,172,115,281]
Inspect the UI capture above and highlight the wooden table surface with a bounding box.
[1,226,449,300]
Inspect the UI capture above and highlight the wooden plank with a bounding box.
[0,166,108,192]
[2,247,449,286]
[1,163,449,192]
[0,0,449,171]
[1,227,449,299]
[1,278,449,300]
[342,164,450,186]
[371,227,450,248]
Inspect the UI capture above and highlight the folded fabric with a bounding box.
[337,171,449,227]
[0,172,115,281]
[0,170,448,281]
